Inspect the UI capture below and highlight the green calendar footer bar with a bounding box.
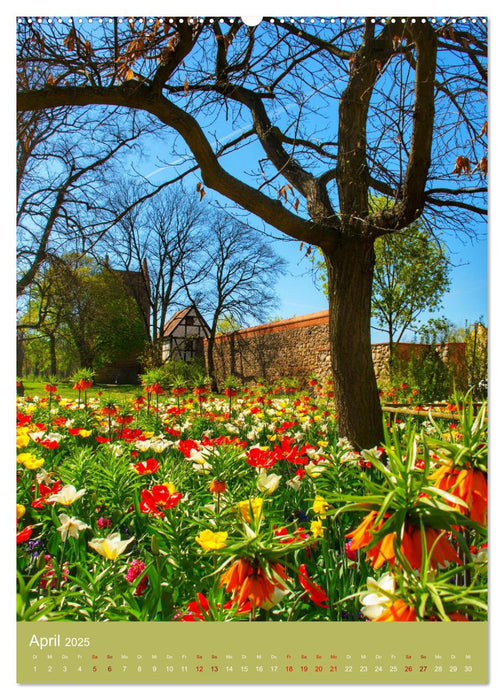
[17,621,488,684]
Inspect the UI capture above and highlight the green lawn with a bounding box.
[19,381,142,402]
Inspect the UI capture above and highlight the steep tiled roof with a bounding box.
[163,306,210,338]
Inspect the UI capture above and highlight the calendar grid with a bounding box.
[17,621,488,684]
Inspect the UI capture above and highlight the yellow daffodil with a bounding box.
[312,495,330,519]
[78,429,92,438]
[88,533,134,560]
[17,504,26,520]
[56,513,90,541]
[47,484,86,506]
[195,529,228,551]
[310,519,324,538]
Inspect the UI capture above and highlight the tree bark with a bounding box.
[324,238,383,449]
[49,333,57,376]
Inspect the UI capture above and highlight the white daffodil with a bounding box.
[56,513,90,541]
[134,439,152,452]
[35,468,55,485]
[359,573,396,620]
[472,547,488,564]
[108,443,124,457]
[149,438,171,453]
[188,448,212,473]
[88,532,135,560]
[305,462,327,478]
[360,447,383,461]
[45,432,64,443]
[47,484,86,506]
[257,470,282,495]
[286,475,303,492]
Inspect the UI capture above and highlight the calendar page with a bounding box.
[15,8,489,688]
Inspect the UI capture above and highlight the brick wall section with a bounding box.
[204,310,466,387]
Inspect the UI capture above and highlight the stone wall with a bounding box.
[204,310,466,388]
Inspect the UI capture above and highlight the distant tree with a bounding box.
[18,256,147,374]
[371,227,450,364]
[188,215,286,388]
[216,314,243,334]
[16,103,147,298]
[311,204,451,362]
[440,318,488,397]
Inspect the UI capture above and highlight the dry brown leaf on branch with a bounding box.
[451,155,471,176]
[278,184,293,202]
[294,198,299,212]
[199,188,206,200]
[184,77,189,96]
[83,40,94,57]
[472,156,488,176]
[63,28,76,52]
[196,182,202,192]
[392,35,402,51]
[479,121,488,138]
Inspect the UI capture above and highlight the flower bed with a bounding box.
[16,384,487,622]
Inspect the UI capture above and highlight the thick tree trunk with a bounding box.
[324,238,384,449]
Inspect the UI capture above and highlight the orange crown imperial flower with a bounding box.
[208,479,226,493]
[219,558,287,608]
[431,465,487,525]
[346,511,462,570]
[374,599,417,622]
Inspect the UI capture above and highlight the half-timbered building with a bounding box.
[162,306,210,362]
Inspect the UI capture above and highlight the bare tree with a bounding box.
[187,213,286,387]
[17,16,487,446]
[16,103,151,297]
[103,182,208,362]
